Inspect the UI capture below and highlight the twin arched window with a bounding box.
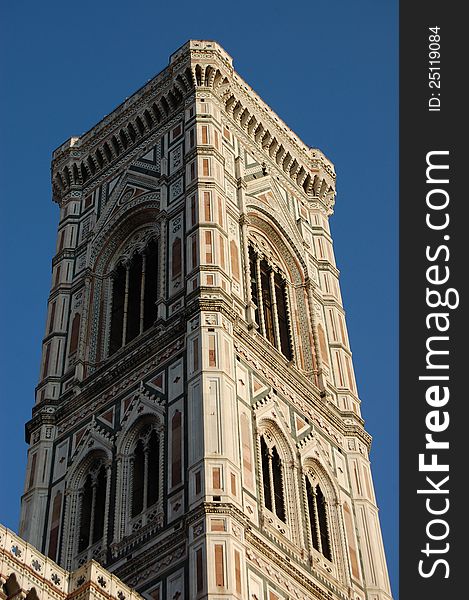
[258,432,334,565]
[259,435,286,523]
[131,427,160,519]
[77,461,107,553]
[305,476,332,561]
[76,424,161,560]
[109,239,158,356]
[248,245,292,360]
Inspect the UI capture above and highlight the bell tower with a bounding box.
[20,40,392,600]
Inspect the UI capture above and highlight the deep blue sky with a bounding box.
[0,0,398,596]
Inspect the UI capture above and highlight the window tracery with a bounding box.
[115,418,164,540]
[77,460,108,555]
[109,237,158,356]
[259,434,287,523]
[304,471,333,562]
[130,427,160,519]
[248,244,292,360]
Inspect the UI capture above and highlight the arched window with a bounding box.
[260,435,286,522]
[113,415,165,543]
[78,462,107,553]
[305,475,332,561]
[248,245,292,360]
[130,427,160,520]
[109,239,158,356]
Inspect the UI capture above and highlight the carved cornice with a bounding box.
[51,40,336,216]
[245,528,350,600]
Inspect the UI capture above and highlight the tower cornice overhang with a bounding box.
[51,40,336,215]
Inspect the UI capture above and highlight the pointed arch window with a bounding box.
[305,476,332,561]
[260,435,286,523]
[248,245,292,360]
[109,239,158,355]
[114,418,165,544]
[131,428,160,518]
[78,463,107,553]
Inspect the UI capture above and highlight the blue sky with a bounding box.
[0,0,398,596]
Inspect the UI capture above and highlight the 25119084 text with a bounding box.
[428,26,441,112]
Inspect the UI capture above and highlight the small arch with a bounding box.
[80,163,89,183]
[167,90,178,109]
[289,159,299,177]
[212,69,223,89]
[87,155,97,175]
[225,94,236,112]
[63,166,71,187]
[143,109,153,128]
[73,163,80,184]
[319,179,328,197]
[282,152,292,171]
[111,135,121,156]
[240,108,250,128]
[95,148,105,168]
[103,142,113,162]
[56,173,65,191]
[184,66,194,88]
[119,129,129,150]
[204,65,214,87]
[269,138,279,158]
[312,174,321,196]
[3,573,21,600]
[135,116,145,135]
[127,123,137,142]
[25,588,39,600]
[160,96,170,116]
[247,116,257,136]
[151,103,162,122]
[261,130,272,149]
[195,64,203,86]
[254,123,264,143]
[176,73,188,93]
[233,101,243,121]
